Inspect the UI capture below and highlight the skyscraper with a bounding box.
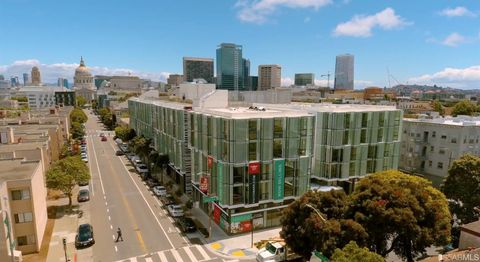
[31,66,41,86]
[57,78,69,88]
[216,43,244,91]
[294,73,315,86]
[183,57,214,83]
[243,58,251,90]
[258,64,281,90]
[334,54,354,90]
[23,73,30,86]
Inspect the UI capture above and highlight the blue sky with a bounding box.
[1,0,480,89]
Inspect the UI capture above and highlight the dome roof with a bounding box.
[75,56,92,76]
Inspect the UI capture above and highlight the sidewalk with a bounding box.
[190,207,281,261]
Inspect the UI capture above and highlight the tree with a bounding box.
[70,108,87,124]
[452,99,476,116]
[442,154,480,224]
[432,100,445,116]
[331,241,384,262]
[71,122,85,139]
[77,96,87,107]
[349,170,451,262]
[115,126,129,141]
[130,136,152,163]
[280,190,368,259]
[46,156,90,207]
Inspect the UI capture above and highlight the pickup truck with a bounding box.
[256,241,302,262]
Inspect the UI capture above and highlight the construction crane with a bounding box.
[320,72,331,88]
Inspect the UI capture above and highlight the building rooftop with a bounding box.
[0,159,41,183]
[195,106,310,119]
[258,102,399,113]
[0,142,47,152]
[404,116,480,126]
[183,57,214,62]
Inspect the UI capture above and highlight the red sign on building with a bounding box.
[207,156,213,169]
[213,205,221,225]
[240,220,252,232]
[200,176,208,194]
[248,161,260,175]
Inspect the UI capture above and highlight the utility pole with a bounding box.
[62,238,69,262]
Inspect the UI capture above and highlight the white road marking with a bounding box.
[170,249,184,262]
[107,208,109,213]
[110,225,113,230]
[104,195,106,200]
[114,245,118,252]
[144,257,153,262]
[108,216,111,221]
[105,202,108,206]
[158,250,168,262]
[90,136,106,195]
[112,235,115,240]
[183,246,198,262]
[108,142,175,249]
[194,245,211,260]
[168,217,174,223]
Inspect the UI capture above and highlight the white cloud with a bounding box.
[236,0,331,24]
[0,59,171,84]
[333,8,411,37]
[281,77,294,86]
[409,66,480,89]
[442,32,466,47]
[439,6,476,17]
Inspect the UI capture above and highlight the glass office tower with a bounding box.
[216,43,245,91]
[334,54,354,90]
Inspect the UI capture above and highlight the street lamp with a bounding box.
[304,203,327,224]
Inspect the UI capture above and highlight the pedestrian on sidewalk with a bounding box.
[116,227,123,242]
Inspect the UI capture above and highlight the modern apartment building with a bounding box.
[0,159,47,256]
[15,87,56,109]
[400,116,480,182]
[262,103,402,190]
[334,54,354,90]
[294,73,315,86]
[258,65,281,90]
[129,97,314,233]
[216,43,245,91]
[183,57,214,83]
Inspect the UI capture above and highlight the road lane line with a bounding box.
[194,245,211,260]
[183,246,198,262]
[144,257,153,262]
[110,225,113,230]
[108,142,175,249]
[112,235,115,240]
[158,251,168,262]
[114,246,118,252]
[105,202,108,206]
[170,249,184,262]
[107,208,109,213]
[86,144,94,197]
[108,216,111,221]
[90,136,106,195]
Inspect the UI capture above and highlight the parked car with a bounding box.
[115,150,124,156]
[99,133,105,137]
[81,152,87,157]
[167,205,184,217]
[119,144,129,152]
[115,138,122,144]
[176,217,197,233]
[77,189,90,202]
[161,194,176,206]
[146,178,160,188]
[81,139,87,145]
[78,180,89,186]
[132,158,142,166]
[101,136,107,142]
[152,186,167,197]
[136,164,149,174]
[81,156,88,163]
[75,224,95,248]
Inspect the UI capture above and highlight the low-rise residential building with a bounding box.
[400,116,480,182]
[0,158,47,257]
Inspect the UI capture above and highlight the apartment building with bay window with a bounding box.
[129,97,402,233]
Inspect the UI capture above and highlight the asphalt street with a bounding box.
[83,111,222,262]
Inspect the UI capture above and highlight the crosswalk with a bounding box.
[116,244,221,262]
[85,130,115,137]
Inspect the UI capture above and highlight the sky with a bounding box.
[1,0,480,89]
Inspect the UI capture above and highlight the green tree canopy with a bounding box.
[77,96,87,107]
[71,122,85,139]
[130,136,152,163]
[115,126,136,141]
[70,108,87,124]
[432,100,445,116]
[331,241,384,262]
[442,154,480,224]
[350,170,451,262]
[280,190,368,259]
[46,156,90,207]
[452,99,477,116]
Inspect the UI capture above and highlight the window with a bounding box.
[11,189,30,200]
[273,139,283,158]
[248,120,257,140]
[248,142,257,161]
[437,162,443,169]
[360,129,367,143]
[451,138,457,143]
[428,161,432,167]
[233,166,245,184]
[273,119,283,138]
[441,135,447,140]
[332,149,343,162]
[17,235,35,246]
[439,148,446,155]
[14,212,33,223]
[430,146,434,152]
[432,131,436,138]
[361,113,368,128]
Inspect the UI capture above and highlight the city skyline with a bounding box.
[0,0,479,89]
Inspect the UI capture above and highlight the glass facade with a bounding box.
[183,58,214,83]
[312,110,402,180]
[294,73,315,86]
[216,43,245,91]
[334,54,354,90]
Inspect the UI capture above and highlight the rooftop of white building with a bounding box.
[257,102,399,113]
[196,106,310,119]
[404,115,480,126]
